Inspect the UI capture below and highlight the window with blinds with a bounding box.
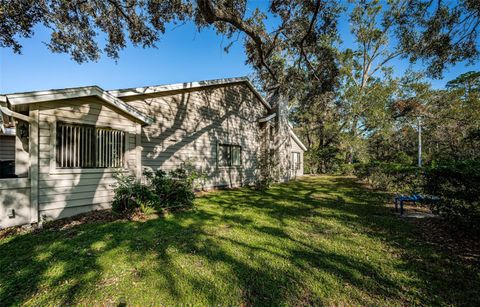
[56,122,125,168]
[217,144,242,167]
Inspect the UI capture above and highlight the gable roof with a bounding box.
[287,122,307,151]
[1,77,270,125]
[4,86,154,125]
[108,77,271,110]
[289,129,308,151]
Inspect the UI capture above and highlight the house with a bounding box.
[0,77,306,228]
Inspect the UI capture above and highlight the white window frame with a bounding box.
[49,119,131,174]
[217,143,242,168]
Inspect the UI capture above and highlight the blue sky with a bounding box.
[1,7,478,94]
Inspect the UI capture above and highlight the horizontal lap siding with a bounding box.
[37,97,139,221]
[125,83,266,188]
[0,186,31,228]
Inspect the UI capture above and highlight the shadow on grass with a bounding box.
[0,176,478,305]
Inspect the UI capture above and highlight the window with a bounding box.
[0,135,15,178]
[292,152,300,170]
[0,111,29,179]
[56,122,125,168]
[217,144,242,167]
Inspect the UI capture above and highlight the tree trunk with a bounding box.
[346,115,359,164]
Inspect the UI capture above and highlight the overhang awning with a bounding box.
[258,113,277,123]
[0,106,33,134]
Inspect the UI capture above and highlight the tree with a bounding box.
[1,0,340,96]
[446,71,480,94]
[363,71,480,165]
[291,92,344,173]
[394,0,480,78]
[4,1,478,95]
[2,0,480,172]
[337,0,411,163]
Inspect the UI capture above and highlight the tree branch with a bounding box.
[197,0,278,83]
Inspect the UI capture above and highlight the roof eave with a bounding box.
[5,86,153,125]
[289,129,308,151]
[109,77,272,110]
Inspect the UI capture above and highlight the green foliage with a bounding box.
[255,149,279,190]
[111,173,159,216]
[304,145,343,174]
[112,166,199,216]
[424,161,480,232]
[334,163,355,175]
[144,169,196,209]
[354,162,423,194]
[446,71,480,92]
[395,0,480,77]
[355,160,480,232]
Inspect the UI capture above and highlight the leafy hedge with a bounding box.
[423,161,480,231]
[354,162,422,194]
[112,167,198,216]
[354,160,480,232]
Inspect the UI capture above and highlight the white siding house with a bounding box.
[0,77,306,228]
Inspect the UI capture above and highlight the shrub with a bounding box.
[424,160,480,231]
[111,173,159,216]
[355,160,480,232]
[145,169,195,209]
[391,151,414,165]
[255,148,280,190]
[354,162,422,194]
[335,163,355,175]
[112,165,199,215]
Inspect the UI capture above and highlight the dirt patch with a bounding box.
[385,202,480,265]
[0,206,192,240]
[0,224,36,240]
[386,202,435,218]
[410,217,480,265]
[0,209,121,240]
[43,209,121,231]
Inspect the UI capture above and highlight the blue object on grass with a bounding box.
[394,194,439,215]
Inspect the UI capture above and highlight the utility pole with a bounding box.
[417,117,422,167]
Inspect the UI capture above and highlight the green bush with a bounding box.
[145,169,195,209]
[111,173,159,216]
[391,151,414,165]
[355,160,480,232]
[335,163,355,175]
[354,162,422,194]
[424,160,480,231]
[112,166,199,216]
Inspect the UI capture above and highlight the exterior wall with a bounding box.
[290,137,304,178]
[36,97,141,221]
[0,133,31,228]
[123,83,267,188]
[0,178,31,228]
[0,135,15,160]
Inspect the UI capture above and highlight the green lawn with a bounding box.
[1,176,478,305]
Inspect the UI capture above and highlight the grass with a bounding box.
[1,176,479,305]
